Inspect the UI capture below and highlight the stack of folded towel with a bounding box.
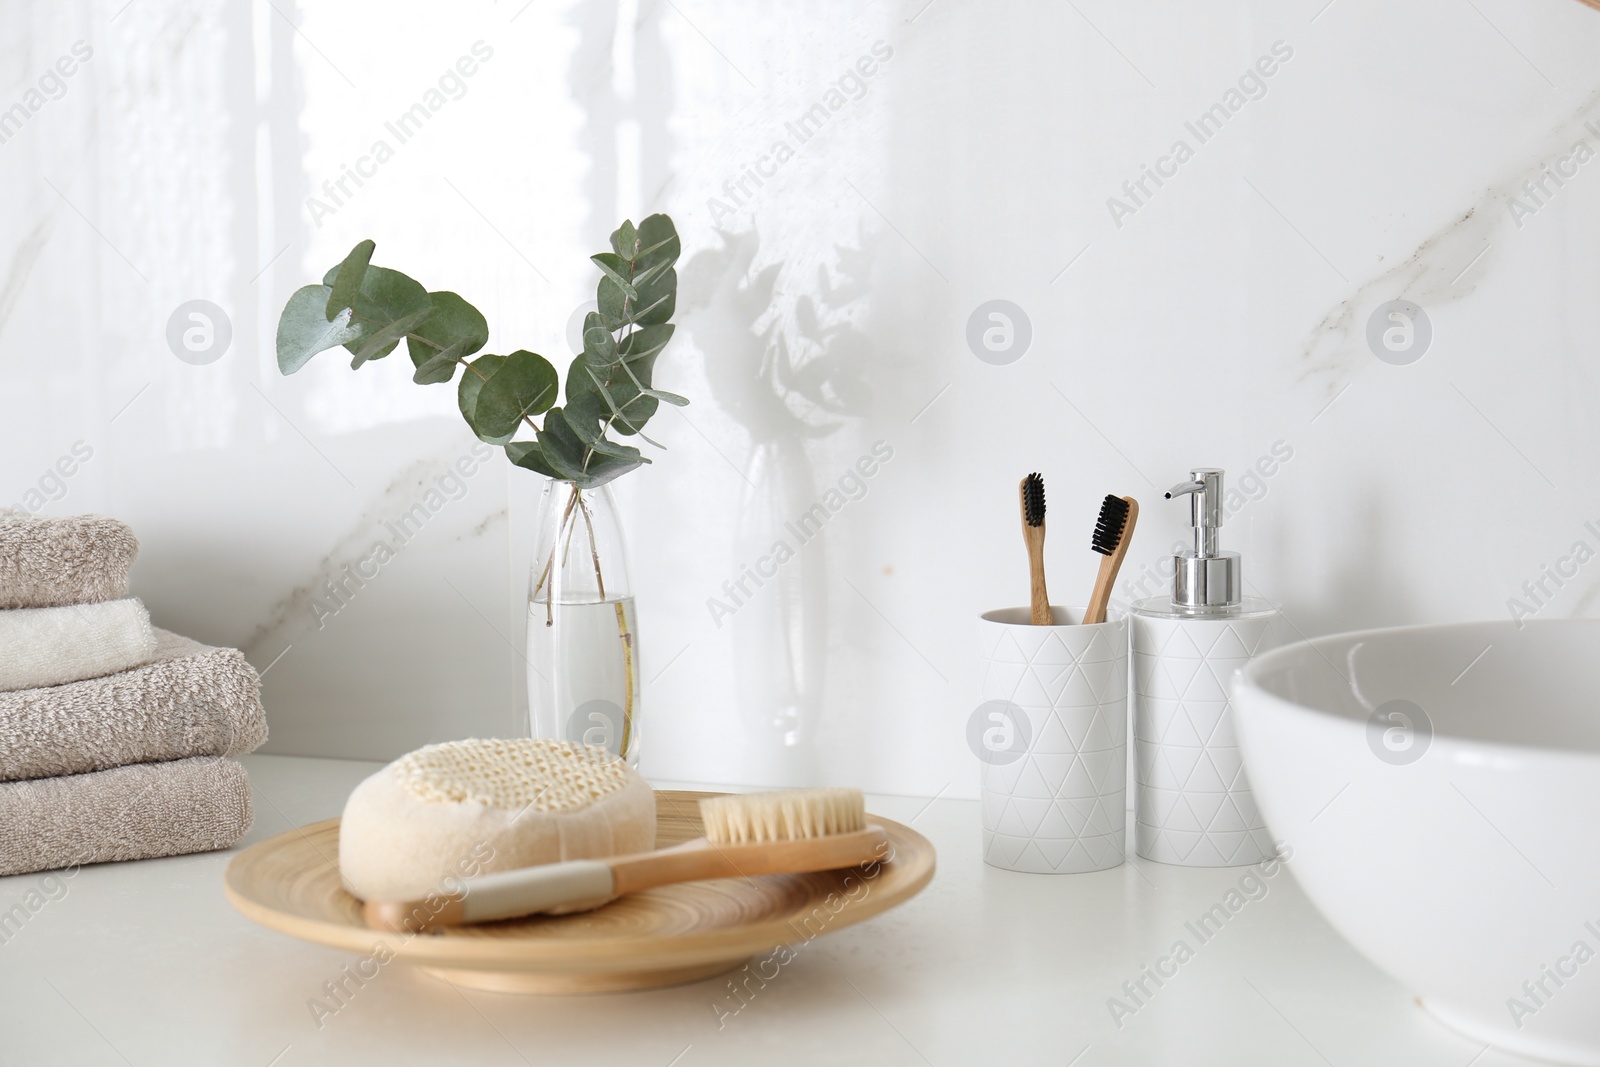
[0,513,265,877]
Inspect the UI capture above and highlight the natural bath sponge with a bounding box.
[338,738,655,903]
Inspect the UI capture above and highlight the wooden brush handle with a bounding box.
[611,825,887,895]
[1084,496,1139,625]
[1024,526,1050,625]
[364,826,891,931]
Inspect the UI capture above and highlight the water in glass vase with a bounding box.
[526,595,639,764]
[526,479,641,766]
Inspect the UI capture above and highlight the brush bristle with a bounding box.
[1091,494,1130,556]
[699,787,866,845]
[1021,473,1045,527]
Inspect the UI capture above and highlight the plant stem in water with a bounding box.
[533,485,638,758]
[577,494,606,600]
[577,492,635,756]
[533,487,584,626]
[615,600,635,757]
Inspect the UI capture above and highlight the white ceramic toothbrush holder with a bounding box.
[975,606,1127,874]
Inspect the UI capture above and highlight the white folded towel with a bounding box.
[0,598,157,692]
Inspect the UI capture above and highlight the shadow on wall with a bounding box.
[567,0,674,245]
[680,227,874,783]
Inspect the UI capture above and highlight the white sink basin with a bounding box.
[1234,619,1600,1065]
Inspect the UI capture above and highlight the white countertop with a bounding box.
[0,754,1545,1067]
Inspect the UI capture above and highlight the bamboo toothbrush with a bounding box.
[1084,494,1138,625]
[363,788,888,931]
[1020,472,1050,625]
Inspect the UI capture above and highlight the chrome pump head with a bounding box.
[1164,468,1241,610]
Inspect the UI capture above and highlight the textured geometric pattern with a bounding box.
[977,615,1127,874]
[1132,614,1277,867]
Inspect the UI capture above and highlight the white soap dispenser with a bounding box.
[1131,468,1280,867]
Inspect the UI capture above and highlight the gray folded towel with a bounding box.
[0,513,139,609]
[0,629,266,782]
[0,756,253,877]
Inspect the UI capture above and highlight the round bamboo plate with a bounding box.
[225,790,935,994]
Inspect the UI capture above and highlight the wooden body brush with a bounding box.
[364,787,888,931]
[1084,494,1138,624]
[1019,472,1050,625]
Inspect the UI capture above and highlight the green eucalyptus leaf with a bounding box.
[562,395,647,461]
[630,266,676,326]
[473,349,559,439]
[618,323,674,367]
[640,386,689,407]
[505,440,564,478]
[572,355,659,435]
[459,354,515,445]
[535,409,591,481]
[609,219,638,259]
[409,291,488,368]
[563,353,591,408]
[539,408,646,487]
[351,306,436,369]
[594,215,679,332]
[319,261,428,316]
[633,214,681,274]
[411,337,469,385]
[326,240,375,322]
[582,317,619,367]
[596,274,629,331]
[319,262,430,360]
[277,285,362,374]
[596,268,676,330]
[561,391,604,432]
[589,253,637,299]
[573,449,647,487]
[583,364,624,417]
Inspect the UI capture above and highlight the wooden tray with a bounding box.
[224,790,936,994]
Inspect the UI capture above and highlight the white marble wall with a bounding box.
[3,0,1599,797]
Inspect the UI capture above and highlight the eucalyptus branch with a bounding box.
[579,286,641,476]
[274,213,680,490]
[349,311,548,440]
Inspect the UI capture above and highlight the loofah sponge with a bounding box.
[338,738,655,904]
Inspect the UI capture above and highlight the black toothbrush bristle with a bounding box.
[1091,494,1130,555]
[1021,473,1045,527]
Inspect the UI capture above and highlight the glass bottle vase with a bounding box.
[526,480,640,766]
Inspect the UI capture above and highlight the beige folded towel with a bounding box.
[0,629,266,782]
[0,598,157,692]
[0,513,139,609]
[0,756,253,877]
